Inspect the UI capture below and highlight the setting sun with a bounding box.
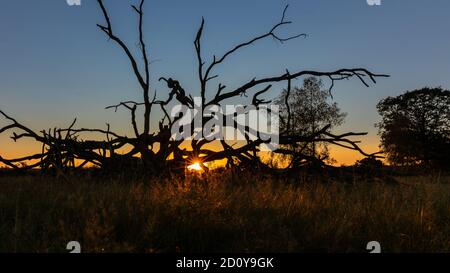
[187,162,204,172]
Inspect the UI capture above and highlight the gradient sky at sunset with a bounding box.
[1,0,450,165]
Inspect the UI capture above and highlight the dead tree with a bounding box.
[0,1,388,175]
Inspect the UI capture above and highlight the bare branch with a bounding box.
[97,0,152,134]
[202,5,306,86]
[208,68,389,105]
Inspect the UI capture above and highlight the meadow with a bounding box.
[0,172,449,253]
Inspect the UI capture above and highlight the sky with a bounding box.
[1,0,450,165]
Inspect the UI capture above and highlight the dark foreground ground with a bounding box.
[0,172,449,253]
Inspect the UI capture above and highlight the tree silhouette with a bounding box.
[377,87,450,170]
[0,0,388,175]
[276,77,347,167]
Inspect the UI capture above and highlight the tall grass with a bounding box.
[0,173,449,253]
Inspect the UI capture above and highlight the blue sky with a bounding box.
[1,0,449,163]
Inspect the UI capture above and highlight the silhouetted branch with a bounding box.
[208,69,389,105]
[97,0,152,134]
[202,5,306,88]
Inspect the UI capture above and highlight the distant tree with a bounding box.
[276,77,347,166]
[356,156,383,172]
[376,87,450,170]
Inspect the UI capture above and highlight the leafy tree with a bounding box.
[276,77,347,166]
[376,87,450,170]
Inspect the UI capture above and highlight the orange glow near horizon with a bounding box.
[0,134,382,168]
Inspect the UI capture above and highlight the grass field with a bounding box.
[0,172,449,253]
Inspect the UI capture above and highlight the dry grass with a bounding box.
[0,173,449,253]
